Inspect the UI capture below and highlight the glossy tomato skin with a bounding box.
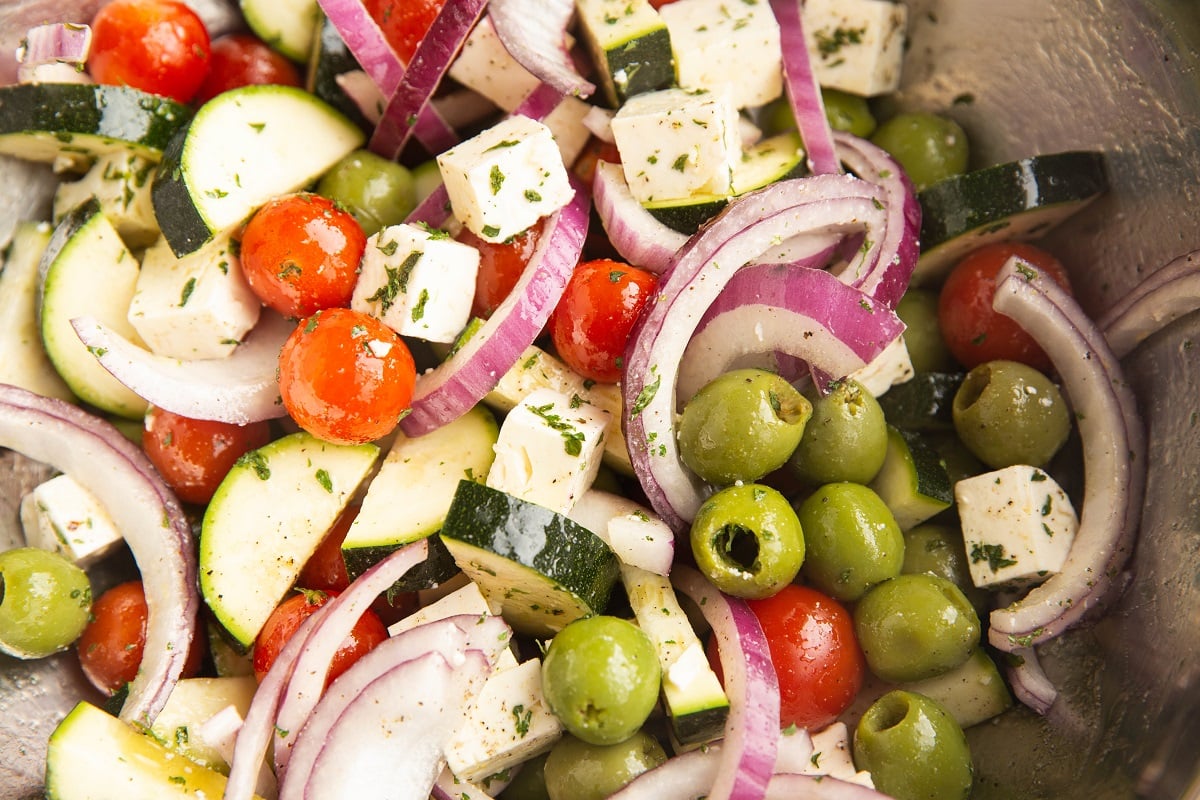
[550,259,658,384]
[142,407,272,505]
[937,242,1072,371]
[192,33,303,106]
[239,193,367,318]
[88,0,211,104]
[278,308,417,445]
[459,220,545,319]
[364,0,448,65]
[252,589,388,685]
[297,505,356,593]
[709,584,865,731]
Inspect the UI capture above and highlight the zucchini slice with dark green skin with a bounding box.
[869,426,954,531]
[440,480,619,637]
[878,371,967,432]
[0,83,193,172]
[913,150,1108,285]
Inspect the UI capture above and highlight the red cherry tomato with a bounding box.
[252,589,388,685]
[549,259,657,383]
[77,581,203,695]
[192,33,303,106]
[142,407,272,505]
[278,308,417,445]
[364,0,448,65]
[297,504,356,593]
[571,137,622,189]
[458,219,545,319]
[88,0,211,104]
[937,241,1072,371]
[239,193,367,318]
[708,584,865,731]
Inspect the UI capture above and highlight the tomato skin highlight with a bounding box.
[142,407,272,505]
[937,241,1072,371]
[192,33,303,106]
[252,589,388,686]
[363,0,448,65]
[550,259,657,384]
[88,0,212,104]
[459,220,545,319]
[278,308,417,445]
[239,193,367,319]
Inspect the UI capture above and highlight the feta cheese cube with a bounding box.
[802,0,907,97]
[54,151,159,248]
[127,232,261,360]
[437,115,575,243]
[658,0,783,109]
[955,465,1079,590]
[610,87,742,205]
[486,388,610,515]
[805,722,876,788]
[848,333,915,397]
[20,474,123,567]
[388,581,519,670]
[351,223,480,344]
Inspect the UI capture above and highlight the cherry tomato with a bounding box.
[458,220,545,319]
[239,193,367,318]
[278,308,417,445]
[708,584,865,731]
[142,407,272,505]
[88,0,211,104]
[297,504,356,593]
[937,241,1072,371]
[549,259,657,384]
[76,581,203,695]
[571,137,622,189]
[364,0,448,65]
[192,33,303,106]
[252,588,388,685]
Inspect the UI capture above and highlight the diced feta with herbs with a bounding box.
[610,86,742,205]
[19,474,123,567]
[436,115,575,243]
[53,150,159,248]
[351,223,480,344]
[848,333,915,397]
[126,231,261,360]
[802,0,908,97]
[955,465,1079,590]
[486,387,610,515]
[805,722,876,787]
[658,0,784,109]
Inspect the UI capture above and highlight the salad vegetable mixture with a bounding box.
[0,0,1195,798]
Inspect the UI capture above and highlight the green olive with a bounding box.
[543,731,667,800]
[690,484,805,599]
[0,547,92,659]
[678,369,811,486]
[411,158,444,205]
[853,573,980,683]
[500,751,551,800]
[854,690,973,800]
[902,524,989,617]
[897,289,955,373]
[870,112,969,191]
[822,88,877,138]
[951,360,1071,468]
[795,482,904,602]
[317,149,417,236]
[541,615,661,745]
[788,379,888,486]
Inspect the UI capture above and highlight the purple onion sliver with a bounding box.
[1006,647,1058,716]
[316,0,404,94]
[489,0,595,99]
[771,0,839,175]
[1098,248,1200,358]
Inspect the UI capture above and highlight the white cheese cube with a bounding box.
[610,87,742,205]
[445,657,563,782]
[53,151,159,248]
[20,474,123,567]
[486,387,610,515]
[802,0,907,97]
[351,223,480,344]
[127,232,261,360]
[437,115,575,243]
[848,334,915,397]
[805,722,876,788]
[955,465,1079,590]
[658,0,783,109]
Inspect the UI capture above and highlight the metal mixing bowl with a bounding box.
[1,0,1198,797]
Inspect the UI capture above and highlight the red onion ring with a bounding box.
[0,384,196,728]
[763,773,892,799]
[1098,248,1200,358]
[593,160,689,275]
[770,0,839,175]
[1006,646,1058,716]
[17,22,91,83]
[488,0,595,99]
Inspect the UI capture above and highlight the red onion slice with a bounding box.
[1098,248,1200,358]
[593,160,689,275]
[763,773,893,799]
[489,0,595,99]
[672,565,779,800]
[17,22,91,83]
[987,258,1146,650]
[0,384,196,727]
[399,176,589,436]
[771,0,839,175]
[71,311,292,425]
[1006,646,1058,716]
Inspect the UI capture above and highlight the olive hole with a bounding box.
[867,692,913,733]
[714,524,761,573]
[955,365,993,411]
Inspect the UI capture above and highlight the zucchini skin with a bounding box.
[148,125,212,256]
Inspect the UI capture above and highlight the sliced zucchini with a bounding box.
[0,83,192,172]
[151,84,364,256]
[440,480,620,638]
[575,0,675,107]
[342,405,500,591]
[53,150,160,248]
[869,426,953,531]
[148,676,258,773]
[240,0,321,63]
[199,431,380,650]
[877,371,966,432]
[38,198,148,418]
[913,151,1108,285]
[900,648,1013,729]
